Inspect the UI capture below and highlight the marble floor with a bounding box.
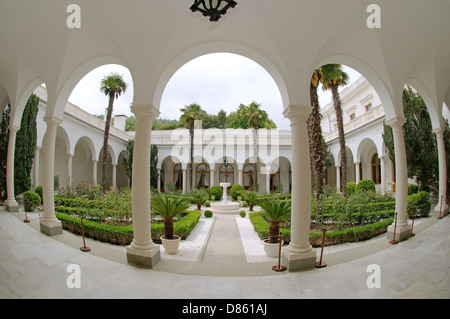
[0,206,448,300]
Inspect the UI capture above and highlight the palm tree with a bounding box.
[244,102,262,191]
[243,190,258,211]
[309,68,325,203]
[322,64,349,197]
[151,194,190,240]
[100,73,127,192]
[179,103,206,191]
[259,199,291,243]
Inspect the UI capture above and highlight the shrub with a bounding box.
[189,189,209,210]
[356,179,376,193]
[204,210,213,218]
[346,182,357,196]
[239,211,246,218]
[209,185,222,201]
[230,184,243,200]
[34,185,43,204]
[23,190,41,212]
[205,201,210,207]
[242,201,248,207]
[407,191,431,217]
[408,184,419,195]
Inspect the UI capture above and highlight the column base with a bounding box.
[40,219,63,236]
[434,203,449,218]
[126,245,161,269]
[281,248,316,272]
[5,200,19,212]
[386,223,411,243]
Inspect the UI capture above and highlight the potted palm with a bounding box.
[259,199,291,258]
[151,194,190,254]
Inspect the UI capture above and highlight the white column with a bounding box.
[210,168,215,187]
[112,163,117,188]
[126,105,160,268]
[40,117,63,236]
[5,125,19,212]
[265,168,271,194]
[238,167,243,186]
[92,160,98,185]
[182,168,187,194]
[354,161,361,184]
[67,154,73,187]
[336,165,341,193]
[386,117,410,241]
[32,146,41,190]
[379,155,386,195]
[282,105,316,270]
[433,128,449,215]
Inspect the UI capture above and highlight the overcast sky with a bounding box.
[68,53,362,129]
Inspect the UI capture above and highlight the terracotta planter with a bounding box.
[263,239,283,258]
[161,235,181,254]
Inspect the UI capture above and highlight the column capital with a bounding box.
[283,105,312,122]
[385,117,406,129]
[8,124,20,133]
[131,105,160,120]
[44,116,63,126]
[432,127,445,136]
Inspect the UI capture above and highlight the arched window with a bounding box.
[243,163,255,190]
[270,166,280,193]
[371,153,381,184]
[219,163,234,185]
[196,163,210,188]
[173,163,183,191]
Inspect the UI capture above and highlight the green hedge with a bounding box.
[56,209,201,246]
[249,212,395,247]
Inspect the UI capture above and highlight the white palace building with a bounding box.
[1,1,449,271]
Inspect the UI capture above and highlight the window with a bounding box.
[270,167,280,193]
[173,164,183,191]
[365,103,373,112]
[195,163,210,188]
[350,113,356,121]
[219,163,234,185]
[371,153,381,184]
[243,163,255,190]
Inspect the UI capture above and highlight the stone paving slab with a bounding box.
[0,206,449,299]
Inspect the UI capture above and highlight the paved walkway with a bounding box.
[0,206,449,299]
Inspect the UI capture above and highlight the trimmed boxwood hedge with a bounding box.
[249,211,394,247]
[56,209,201,246]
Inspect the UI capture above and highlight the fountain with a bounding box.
[210,183,241,214]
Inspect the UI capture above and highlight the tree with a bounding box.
[308,68,325,204]
[0,103,11,201]
[179,103,207,191]
[244,101,263,191]
[124,139,134,187]
[322,64,349,197]
[123,140,159,189]
[383,86,445,194]
[15,94,39,195]
[100,73,127,192]
[0,95,39,199]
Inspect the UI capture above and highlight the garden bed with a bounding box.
[249,211,395,247]
[56,209,201,246]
